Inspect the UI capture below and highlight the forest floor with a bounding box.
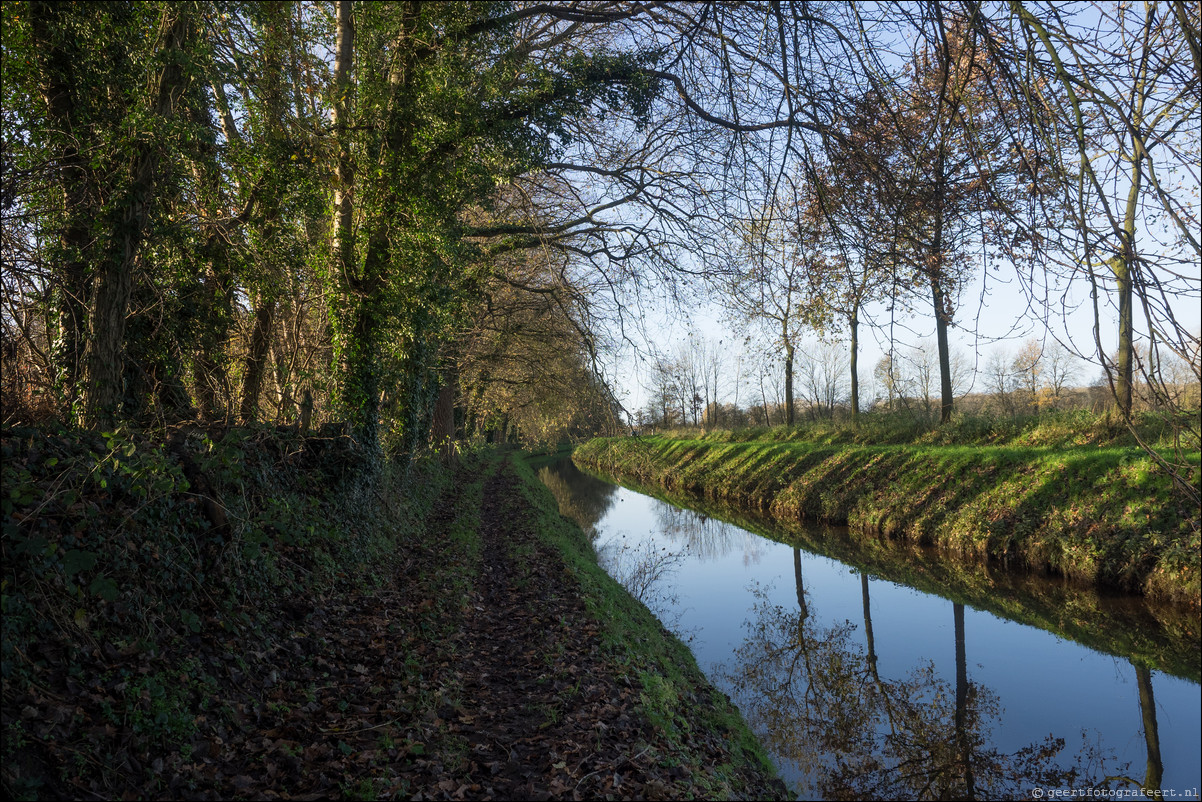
[4,441,785,801]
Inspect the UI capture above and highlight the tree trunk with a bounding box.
[342,297,382,448]
[928,145,954,425]
[759,370,771,426]
[431,377,457,465]
[328,0,368,441]
[80,7,194,426]
[784,341,795,426]
[299,388,314,432]
[153,344,197,422]
[860,573,878,680]
[29,3,100,409]
[792,547,807,621]
[849,304,860,419]
[241,1,290,424]
[240,298,276,422]
[192,265,232,421]
[330,0,355,298]
[932,276,954,423]
[186,76,239,422]
[1114,147,1142,418]
[953,603,976,799]
[1136,664,1163,793]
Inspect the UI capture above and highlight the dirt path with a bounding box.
[424,465,678,800]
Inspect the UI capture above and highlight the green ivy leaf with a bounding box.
[89,577,120,601]
[63,549,97,576]
[181,609,202,633]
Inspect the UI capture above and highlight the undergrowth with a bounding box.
[0,422,444,798]
[1,424,785,800]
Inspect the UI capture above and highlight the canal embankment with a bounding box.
[573,430,1201,609]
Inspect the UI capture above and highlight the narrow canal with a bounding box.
[538,456,1202,801]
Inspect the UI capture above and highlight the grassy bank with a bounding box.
[573,420,1200,609]
[1,424,782,799]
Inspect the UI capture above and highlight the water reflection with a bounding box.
[1137,663,1163,794]
[537,459,617,539]
[653,498,769,564]
[720,578,1114,800]
[546,458,1200,800]
[574,466,1200,683]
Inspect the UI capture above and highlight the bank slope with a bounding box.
[573,435,1200,609]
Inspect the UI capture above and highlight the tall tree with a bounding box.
[1000,2,1199,421]
[814,90,903,420]
[889,17,1023,424]
[78,4,196,425]
[979,3,1199,502]
[721,188,829,426]
[323,2,664,451]
[14,2,198,424]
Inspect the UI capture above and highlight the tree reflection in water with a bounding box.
[719,571,1123,800]
[537,459,618,540]
[652,499,768,563]
[1135,662,1163,795]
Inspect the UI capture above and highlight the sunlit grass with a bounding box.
[659,408,1199,451]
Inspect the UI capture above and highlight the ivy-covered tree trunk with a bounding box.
[239,1,291,424]
[240,297,276,422]
[327,0,373,443]
[191,236,234,421]
[28,2,99,410]
[80,7,195,426]
[431,370,457,465]
[339,296,383,448]
[331,2,430,452]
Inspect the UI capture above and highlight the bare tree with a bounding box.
[985,349,1017,416]
[1043,341,1079,409]
[796,337,849,420]
[971,2,1199,502]
[718,187,829,426]
[1011,338,1044,414]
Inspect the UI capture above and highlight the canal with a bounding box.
[537,456,1202,801]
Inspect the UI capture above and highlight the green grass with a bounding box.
[669,408,1199,450]
[575,418,1200,609]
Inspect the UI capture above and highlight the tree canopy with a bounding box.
[2,2,1197,486]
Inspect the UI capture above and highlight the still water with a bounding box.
[538,457,1201,801]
